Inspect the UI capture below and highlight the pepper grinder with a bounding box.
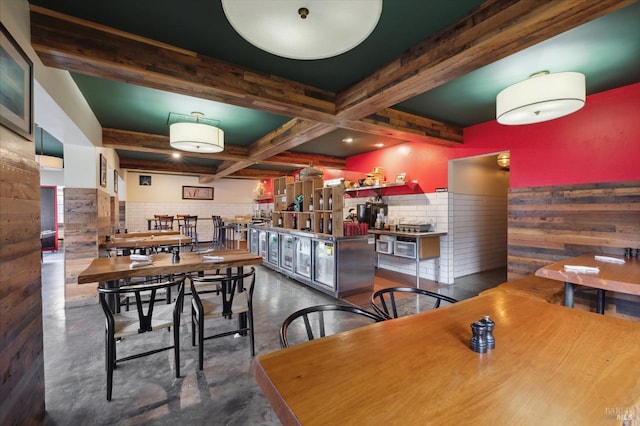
[482,315,495,350]
[172,248,180,263]
[470,321,487,353]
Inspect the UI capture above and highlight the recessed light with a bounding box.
[172,152,181,158]
[374,143,384,148]
[342,137,354,143]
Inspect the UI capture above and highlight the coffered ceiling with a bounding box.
[28,0,640,181]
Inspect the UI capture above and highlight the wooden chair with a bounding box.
[190,267,256,370]
[97,274,186,400]
[370,287,458,320]
[279,304,384,348]
[155,215,174,230]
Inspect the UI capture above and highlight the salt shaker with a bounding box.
[482,315,495,350]
[470,321,487,353]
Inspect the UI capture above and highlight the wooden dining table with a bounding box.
[535,253,640,313]
[77,249,262,284]
[255,291,640,425]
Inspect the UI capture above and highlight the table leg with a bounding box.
[564,282,574,308]
[596,289,605,315]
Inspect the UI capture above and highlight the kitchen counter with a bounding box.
[368,229,446,286]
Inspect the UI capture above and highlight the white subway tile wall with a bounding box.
[125,201,260,242]
[450,193,507,278]
[344,192,452,283]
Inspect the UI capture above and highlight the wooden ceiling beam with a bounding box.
[30,6,336,122]
[336,0,635,119]
[118,158,217,175]
[103,128,345,169]
[29,5,461,147]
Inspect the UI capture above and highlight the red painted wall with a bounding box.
[459,82,640,188]
[345,83,640,191]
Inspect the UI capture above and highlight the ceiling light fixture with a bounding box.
[496,71,586,125]
[169,112,224,153]
[221,0,383,60]
[342,137,354,143]
[299,162,324,181]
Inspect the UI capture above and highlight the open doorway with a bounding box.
[448,152,510,280]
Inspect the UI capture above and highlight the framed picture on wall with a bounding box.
[99,154,107,187]
[182,185,214,200]
[139,175,151,186]
[114,170,118,193]
[0,22,33,140]
[395,173,407,183]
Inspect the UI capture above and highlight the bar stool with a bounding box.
[212,216,234,249]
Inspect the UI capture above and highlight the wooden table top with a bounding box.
[255,292,640,425]
[109,230,180,238]
[535,253,640,295]
[77,250,262,284]
[104,234,191,249]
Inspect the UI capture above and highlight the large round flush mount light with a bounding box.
[221,0,383,60]
[496,71,585,125]
[170,112,224,153]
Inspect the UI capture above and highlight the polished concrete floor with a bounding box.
[41,251,504,425]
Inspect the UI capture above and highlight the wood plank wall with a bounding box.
[508,180,640,319]
[63,188,112,306]
[0,127,45,424]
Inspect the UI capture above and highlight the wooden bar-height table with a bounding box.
[255,291,640,425]
[535,253,640,314]
[77,250,262,284]
[104,233,190,253]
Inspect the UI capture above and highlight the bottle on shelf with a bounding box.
[328,213,333,234]
[319,193,324,210]
[309,196,313,212]
[292,214,297,229]
[305,216,312,230]
[277,215,283,227]
[328,193,333,210]
[319,214,324,233]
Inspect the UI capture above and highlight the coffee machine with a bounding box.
[357,203,387,228]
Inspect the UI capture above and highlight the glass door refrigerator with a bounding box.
[267,231,279,266]
[258,229,267,260]
[313,239,335,290]
[249,228,259,255]
[280,234,294,272]
[294,236,312,280]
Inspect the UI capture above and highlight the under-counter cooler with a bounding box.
[249,224,374,298]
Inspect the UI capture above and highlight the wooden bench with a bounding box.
[481,275,639,321]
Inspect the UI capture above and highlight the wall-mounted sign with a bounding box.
[182,185,214,200]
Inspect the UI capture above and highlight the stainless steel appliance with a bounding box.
[357,203,387,228]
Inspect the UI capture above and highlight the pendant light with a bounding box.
[169,112,224,153]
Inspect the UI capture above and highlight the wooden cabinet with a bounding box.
[273,177,344,237]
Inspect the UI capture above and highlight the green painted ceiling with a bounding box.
[29,1,640,165]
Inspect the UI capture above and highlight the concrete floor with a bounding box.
[41,251,504,425]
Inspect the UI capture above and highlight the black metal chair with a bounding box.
[279,304,384,348]
[190,267,256,370]
[211,215,234,249]
[97,274,186,401]
[370,287,458,320]
[180,215,199,250]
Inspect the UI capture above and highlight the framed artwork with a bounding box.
[139,175,151,186]
[99,154,107,187]
[182,185,214,200]
[395,173,407,183]
[0,22,33,140]
[114,170,118,193]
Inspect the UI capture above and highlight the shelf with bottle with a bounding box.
[273,177,344,236]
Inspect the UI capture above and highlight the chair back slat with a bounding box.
[370,287,458,320]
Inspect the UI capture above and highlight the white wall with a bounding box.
[344,192,451,283]
[448,154,509,278]
[125,171,260,241]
